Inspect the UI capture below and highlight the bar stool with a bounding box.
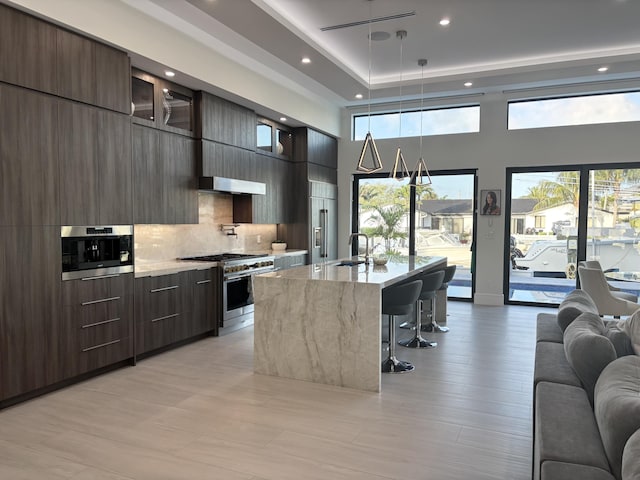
[422,265,455,333]
[399,270,444,348]
[381,279,422,373]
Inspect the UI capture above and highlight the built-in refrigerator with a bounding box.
[309,181,338,264]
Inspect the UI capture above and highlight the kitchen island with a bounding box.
[253,255,447,392]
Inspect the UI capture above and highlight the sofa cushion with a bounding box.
[622,429,640,480]
[594,356,640,480]
[563,312,617,406]
[535,382,611,480]
[604,322,635,357]
[619,309,640,355]
[557,289,599,332]
[541,461,614,480]
[537,313,564,343]
[535,341,582,389]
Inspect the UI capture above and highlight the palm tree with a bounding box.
[365,204,408,252]
[530,171,581,211]
[592,169,640,225]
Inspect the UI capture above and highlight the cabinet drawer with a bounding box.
[76,336,133,375]
[62,273,133,306]
[137,272,189,320]
[79,316,130,352]
[63,295,133,352]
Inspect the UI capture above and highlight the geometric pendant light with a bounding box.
[356,0,383,173]
[411,58,432,186]
[389,30,410,181]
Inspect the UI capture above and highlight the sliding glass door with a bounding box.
[506,165,640,305]
[353,170,475,300]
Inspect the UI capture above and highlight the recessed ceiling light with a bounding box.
[280,117,287,122]
[301,57,311,64]
[164,70,175,77]
[355,93,363,99]
[162,88,169,93]
[598,66,609,72]
[464,82,473,87]
[439,18,450,26]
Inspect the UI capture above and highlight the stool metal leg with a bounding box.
[421,296,450,333]
[382,314,415,373]
[399,300,437,349]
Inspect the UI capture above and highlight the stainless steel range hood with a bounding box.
[199,176,266,195]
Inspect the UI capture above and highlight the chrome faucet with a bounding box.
[348,233,370,265]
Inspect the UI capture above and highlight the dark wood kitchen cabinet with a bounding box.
[57,29,131,113]
[0,226,63,402]
[0,3,57,95]
[273,254,307,271]
[233,154,289,224]
[135,272,192,354]
[195,91,256,149]
[190,269,219,337]
[0,84,59,226]
[60,273,134,378]
[198,140,256,181]
[133,125,198,224]
[58,101,133,225]
[0,3,130,114]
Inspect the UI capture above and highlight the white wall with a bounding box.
[337,85,640,305]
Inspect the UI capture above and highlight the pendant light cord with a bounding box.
[367,1,372,133]
[398,32,404,146]
[419,61,424,155]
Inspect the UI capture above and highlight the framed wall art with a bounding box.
[480,189,501,215]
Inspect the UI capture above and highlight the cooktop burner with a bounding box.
[181,253,266,262]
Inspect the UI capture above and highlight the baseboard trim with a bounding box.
[474,293,504,306]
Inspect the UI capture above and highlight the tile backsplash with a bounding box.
[135,192,277,264]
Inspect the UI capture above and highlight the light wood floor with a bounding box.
[0,302,538,479]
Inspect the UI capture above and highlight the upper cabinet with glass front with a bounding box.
[257,117,291,159]
[131,68,194,134]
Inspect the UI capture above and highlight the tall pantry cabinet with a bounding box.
[0,3,132,405]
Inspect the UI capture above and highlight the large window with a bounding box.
[508,91,640,130]
[353,106,480,141]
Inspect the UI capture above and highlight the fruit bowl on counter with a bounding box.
[372,254,388,266]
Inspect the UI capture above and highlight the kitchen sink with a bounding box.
[335,260,365,266]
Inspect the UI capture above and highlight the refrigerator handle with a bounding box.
[321,209,328,258]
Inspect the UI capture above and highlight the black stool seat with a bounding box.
[381,280,422,373]
[398,270,443,349]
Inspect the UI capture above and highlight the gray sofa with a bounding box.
[534,289,640,480]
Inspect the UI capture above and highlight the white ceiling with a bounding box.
[130,0,640,114]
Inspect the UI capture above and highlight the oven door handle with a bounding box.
[224,274,251,282]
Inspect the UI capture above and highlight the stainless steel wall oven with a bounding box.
[61,225,133,280]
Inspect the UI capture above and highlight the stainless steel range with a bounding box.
[181,253,275,333]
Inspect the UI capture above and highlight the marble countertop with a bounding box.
[257,255,446,288]
[134,260,218,278]
[134,249,308,278]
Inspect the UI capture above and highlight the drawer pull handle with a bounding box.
[81,274,120,281]
[81,296,121,306]
[82,339,120,352]
[82,317,121,329]
[196,279,212,285]
[151,313,180,323]
[150,285,179,293]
